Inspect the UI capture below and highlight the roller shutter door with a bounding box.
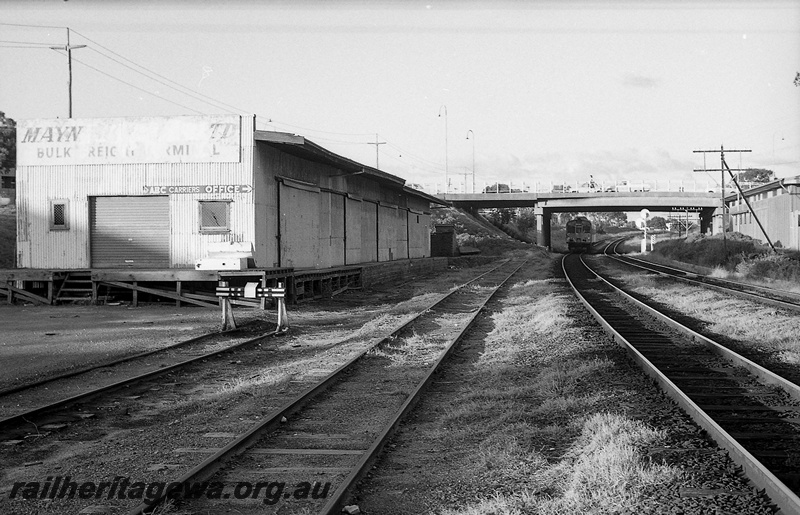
[90,196,170,268]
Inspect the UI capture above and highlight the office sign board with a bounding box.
[17,115,241,166]
[143,184,253,194]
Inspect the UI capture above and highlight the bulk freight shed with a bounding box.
[6,114,446,305]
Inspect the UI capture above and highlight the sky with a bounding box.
[2,0,799,193]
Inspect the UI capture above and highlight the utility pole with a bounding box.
[438,105,448,193]
[466,129,475,194]
[693,145,774,252]
[50,28,86,118]
[366,133,386,169]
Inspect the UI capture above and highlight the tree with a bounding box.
[648,216,668,230]
[482,183,510,193]
[0,112,15,176]
[795,72,800,87]
[731,168,774,188]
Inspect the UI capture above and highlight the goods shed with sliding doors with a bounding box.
[15,114,441,273]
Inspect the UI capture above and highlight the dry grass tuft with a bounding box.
[217,370,292,395]
[624,279,800,363]
[708,266,731,278]
[444,413,679,515]
[368,331,445,368]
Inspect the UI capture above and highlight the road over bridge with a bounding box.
[440,190,721,249]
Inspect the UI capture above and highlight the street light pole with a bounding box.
[438,105,448,193]
[50,28,86,118]
[466,130,475,194]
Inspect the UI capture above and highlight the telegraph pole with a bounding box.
[693,146,774,252]
[50,28,86,118]
[438,105,448,193]
[466,129,475,194]
[367,133,386,169]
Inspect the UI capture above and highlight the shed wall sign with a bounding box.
[144,185,253,194]
[17,115,242,166]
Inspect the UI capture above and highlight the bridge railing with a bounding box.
[416,180,723,195]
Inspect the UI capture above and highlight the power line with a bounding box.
[0,44,56,49]
[70,29,248,115]
[0,22,67,29]
[8,26,447,173]
[64,52,205,114]
[83,47,239,115]
[265,119,375,137]
[0,39,60,46]
[385,141,446,170]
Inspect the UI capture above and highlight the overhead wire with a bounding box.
[8,24,447,176]
[0,22,66,30]
[58,50,204,114]
[385,141,445,170]
[81,46,239,115]
[0,44,56,49]
[69,29,378,139]
[70,29,245,115]
[0,39,60,46]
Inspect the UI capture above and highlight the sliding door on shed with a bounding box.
[90,196,170,268]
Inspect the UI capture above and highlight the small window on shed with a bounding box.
[199,201,230,232]
[49,199,69,231]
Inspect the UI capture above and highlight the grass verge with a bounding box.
[418,267,686,513]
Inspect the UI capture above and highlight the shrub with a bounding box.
[736,252,800,283]
[654,232,800,283]
[652,233,764,270]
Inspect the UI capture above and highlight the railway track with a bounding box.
[123,258,527,515]
[0,327,244,398]
[0,326,282,439]
[603,238,800,313]
[562,252,800,515]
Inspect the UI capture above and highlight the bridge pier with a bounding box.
[701,207,715,235]
[535,207,552,250]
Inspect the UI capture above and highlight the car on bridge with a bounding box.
[574,182,601,193]
[605,180,652,192]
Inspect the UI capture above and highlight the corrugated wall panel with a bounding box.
[329,193,345,267]
[346,198,362,265]
[253,143,278,267]
[17,116,255,269]
[361,201,378,263]
[279,182,320,268]
[318,192,331,268]
[396,208,408,259]
[408,211,429,259]
[378,205,397,261]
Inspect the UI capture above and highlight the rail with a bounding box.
[562,252,800,515]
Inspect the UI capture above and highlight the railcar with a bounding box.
[566,216,594,252]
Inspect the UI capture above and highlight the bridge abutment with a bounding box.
[701,208,715,235]
[535,207,552,250]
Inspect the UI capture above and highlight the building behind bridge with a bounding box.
[725,176,800,250]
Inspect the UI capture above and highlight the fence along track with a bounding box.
[127,259,527,515]
[562,252,800,515]
[604,238,800,313]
